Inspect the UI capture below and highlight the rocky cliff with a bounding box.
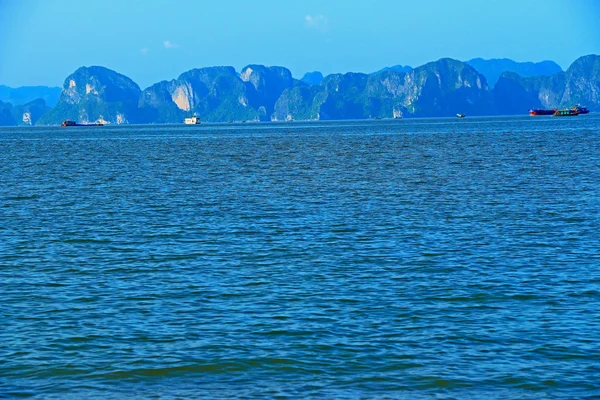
[21,55,600,125]
[274,58,493,120]
[493,54,600,112]
[240,65,299,117]
[11,98,51,125]
[139,65,299,123]
[561,54,600,109]
[139,66,258,123]
[401,58,494,117]
[37,66,141,125]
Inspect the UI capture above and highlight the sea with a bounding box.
[1,115,599,399]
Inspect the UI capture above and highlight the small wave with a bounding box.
[4,195,40,201]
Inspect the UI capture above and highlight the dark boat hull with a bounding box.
[529,109,555,116]
[61,120,104,127]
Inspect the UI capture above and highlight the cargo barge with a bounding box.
[529,109,556,116]
[61,120,104,127]
[554,109,580,117]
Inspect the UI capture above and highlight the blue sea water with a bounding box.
[1,116,599,399]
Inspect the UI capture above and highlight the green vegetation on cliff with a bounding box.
[494,54,600,112]
[274,59,493,120]
[37,66,141,125]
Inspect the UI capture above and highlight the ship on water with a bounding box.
[529,108,555,116]
[184,115,201,125]
[554,109,580,117]
[530,105,589,116]
[61,120,104,127]
[574,105,590,114]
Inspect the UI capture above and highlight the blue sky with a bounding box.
[1,0,599,88]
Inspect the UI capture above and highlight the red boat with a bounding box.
[529,108,555,116]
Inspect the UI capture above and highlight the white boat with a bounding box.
[184,115,201,125]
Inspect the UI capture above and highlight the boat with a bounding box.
[529,108,555,116]
[573,105,590,114]
[456,113,466,118]
[61,120,104,127]
[184,115,201,125]
[553,109,580,117]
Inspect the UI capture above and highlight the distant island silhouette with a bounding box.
[1,55,598,126]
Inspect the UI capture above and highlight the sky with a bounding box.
[1,0,599,88]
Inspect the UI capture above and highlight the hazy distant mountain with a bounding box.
[0,100,16,126]
[494,54,600,113]
[37,66,142,125]
[467,58,563,88]
[11,98,51,126]
[371,65,413,75]
[24,54,599,125]
[0,85,61,107]
[301,71,324,85]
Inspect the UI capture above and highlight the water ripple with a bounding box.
[1,116,600,398]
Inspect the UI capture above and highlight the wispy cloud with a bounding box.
[140,48,149,55]
[304,14,329,32]
[163,40,180,49]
